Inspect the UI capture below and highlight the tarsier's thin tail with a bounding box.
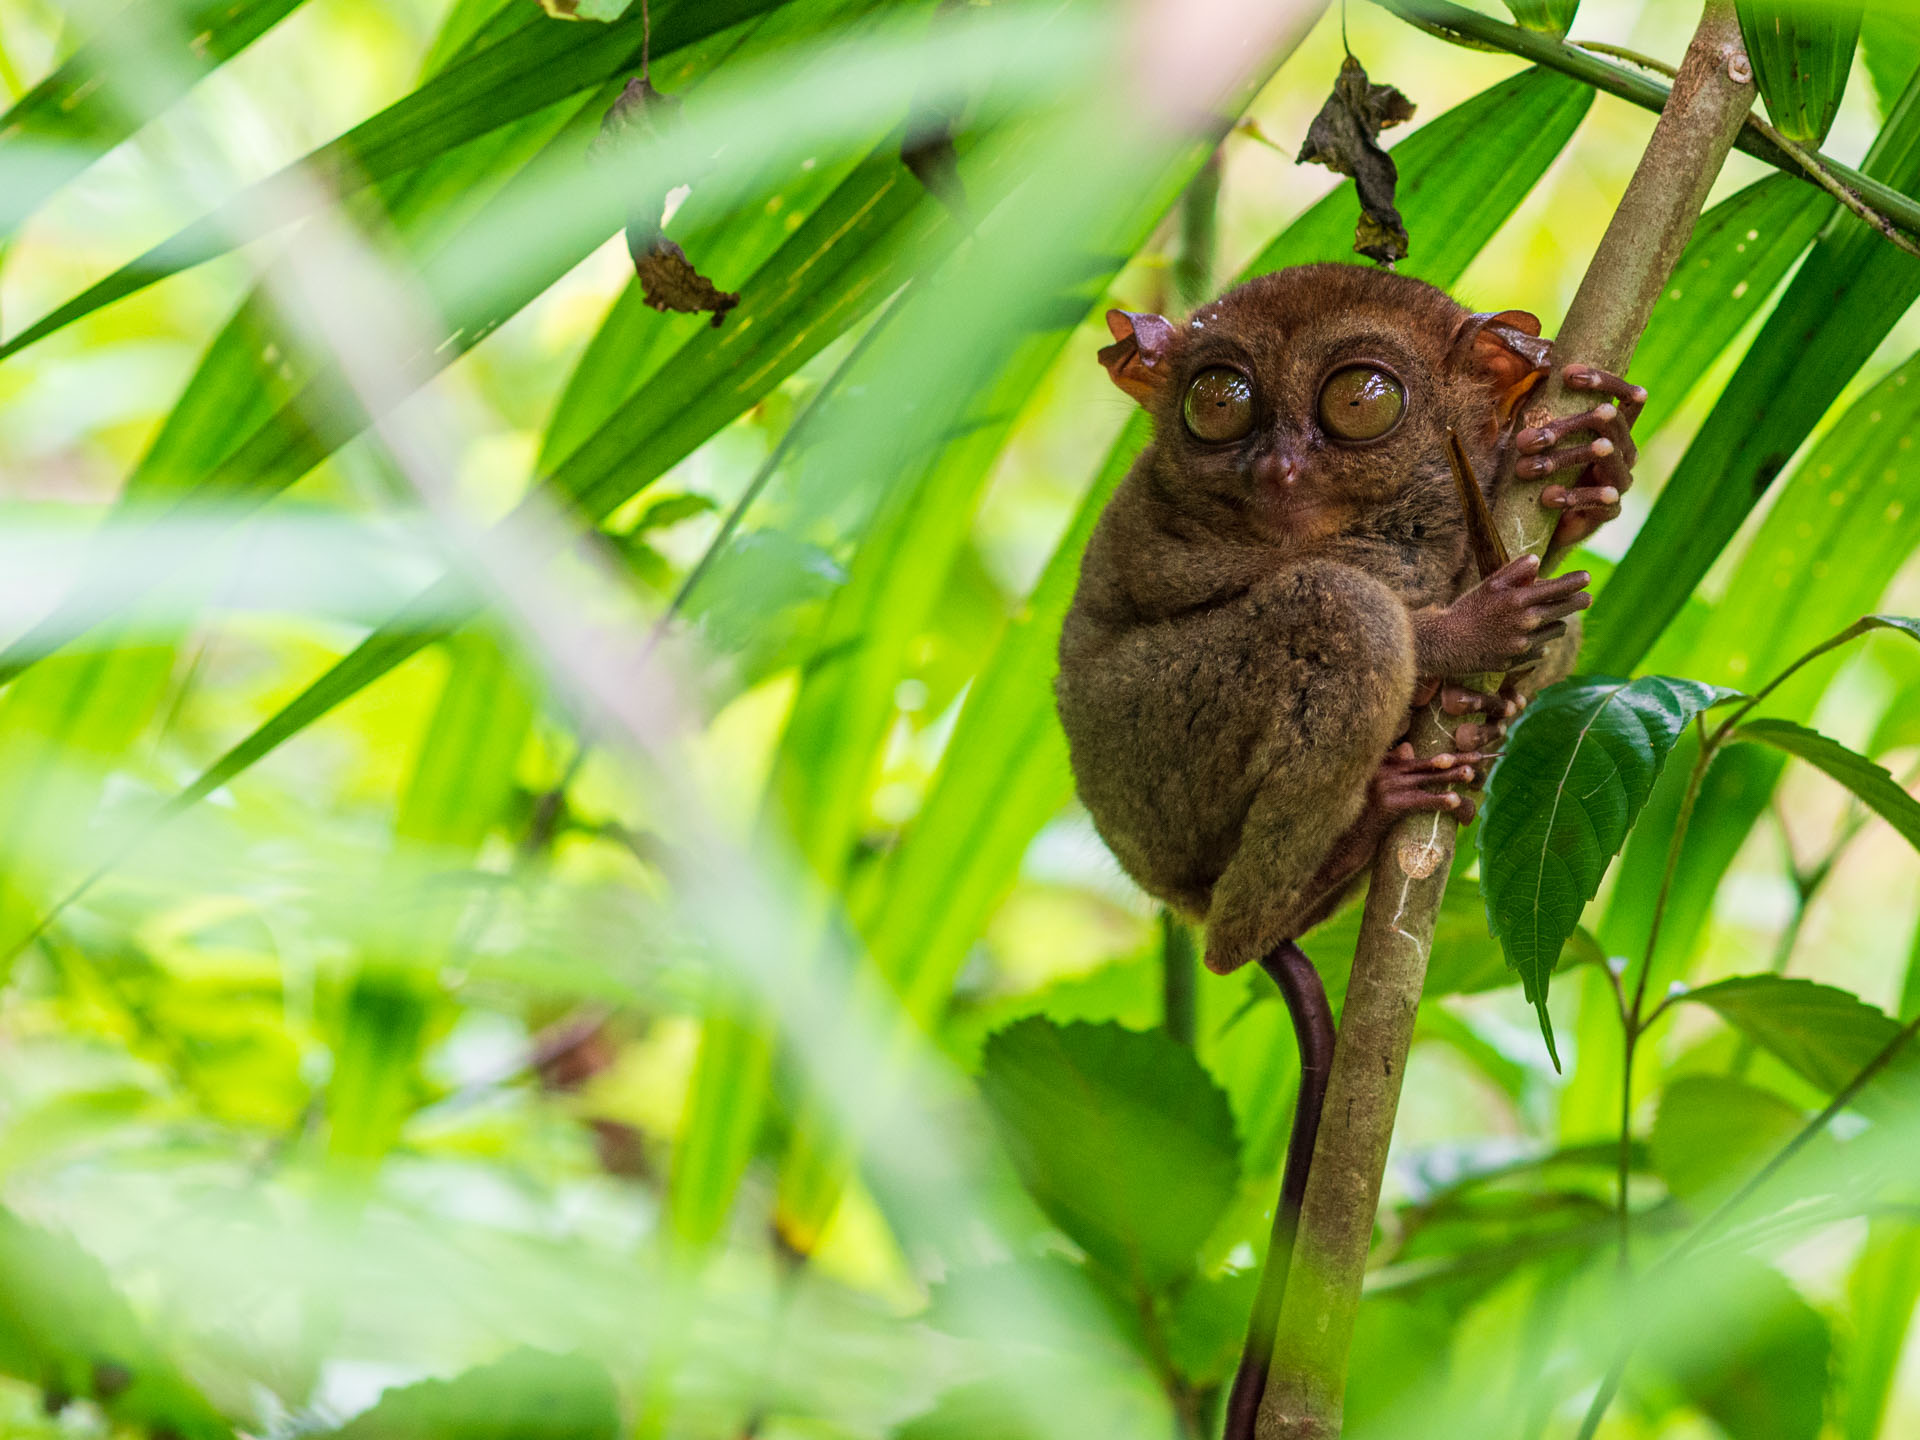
[1222,941,1336,1440]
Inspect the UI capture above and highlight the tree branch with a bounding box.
[1373,0,1920,247]
[1253,7,1756,1437]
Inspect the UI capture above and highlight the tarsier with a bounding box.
[1053,263,1644,1437]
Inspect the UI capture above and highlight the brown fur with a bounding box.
[1057,264,1534,974]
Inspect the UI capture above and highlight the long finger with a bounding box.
[1517,436,1616,482]
[1563,365,1647,424]
[1440,684,1513,717]
[1518,569,1592,602]
[1541,484,1622,516]
[1526,593,1592,625]
[1515,403,1620,455]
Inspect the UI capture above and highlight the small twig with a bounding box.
[1571,39,1676,79]
[1376,0,1920,253]
[1745,103,1920,259]
[640,0,651,84]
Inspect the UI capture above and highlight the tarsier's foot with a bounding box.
[1437,680,1524,757]
[1369,742,1490,826]
[1445,554,1591,671]
[1514,364,1647,549]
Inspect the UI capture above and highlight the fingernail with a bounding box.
[1600,487,1619,503]
[1591,438,1614,457]
[1631,385,1647,403]
[1596,403,1617,420]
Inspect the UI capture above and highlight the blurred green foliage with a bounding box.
[0,1,1918,1438]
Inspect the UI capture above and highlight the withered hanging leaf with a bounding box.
[1296,54,1416,265]
[590,76,740,326]
[630,233,741,325]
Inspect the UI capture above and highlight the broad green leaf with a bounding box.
[977,1019,1238,1292]
[1565,737,1780,1140]
[1501,0,1579,33]
[0,0,309,238]
[1736,1,1863,144]
[1652,1074,1826,1207]
[0,0,792,357]
[1684,974,1920,1116]
[1626,173,1831,440]
[1843,1218,1920,1440]
[1659,364,1920,701]
[1733,716,1920,848]
[1164,1269,1259,1386]
[0,1207,231,1438]
[896,1366,1168,1440]
[1644,1259,1829,1440]
[323,1348,618,1440]
[1861,8,1920,116]
[1479,676,1736,1059]
[1586,66,1920,674]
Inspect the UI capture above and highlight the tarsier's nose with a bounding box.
[1255,449,1302,490]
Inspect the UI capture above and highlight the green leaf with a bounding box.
[322,1348,619,1440]
[0,1207,232,1438]
[1585,66,1920,674]
[0,0,309,238]
[1164,1269,1259,1386]
[1861,8,1920,117]
[1656,363,1920,702]
[1478,676,1736,1059]
[1843,1218,1920,1440]
[1736,1,1862,145]
[1683,974,1920,1117]
[1733,716,1920,848]
[1564,737,1782,1139]
[977,1020,1239,1292]
[1644,1259,1829,1440]
[0,0,790,357]
[1626,173,1831,440]
[668,1009,776,1250]
[1652,1074,1828,1207]
[1500,0,1579,34]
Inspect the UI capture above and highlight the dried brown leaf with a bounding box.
[1296,54,1416,265]
[590,76,739,327]
[629,233,741,326]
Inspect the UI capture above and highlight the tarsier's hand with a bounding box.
[1425,553,1591,676]
[1514,363,1647,549]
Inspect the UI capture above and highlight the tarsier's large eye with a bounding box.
[1319,365,1406,441]
[1183,367,1255,442]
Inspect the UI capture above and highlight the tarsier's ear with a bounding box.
[1098,309,1179,405]
[1449,308,1551,426]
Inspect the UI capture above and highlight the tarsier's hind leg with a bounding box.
[1223,941,1335,1440]
[1201,710,1403,975]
